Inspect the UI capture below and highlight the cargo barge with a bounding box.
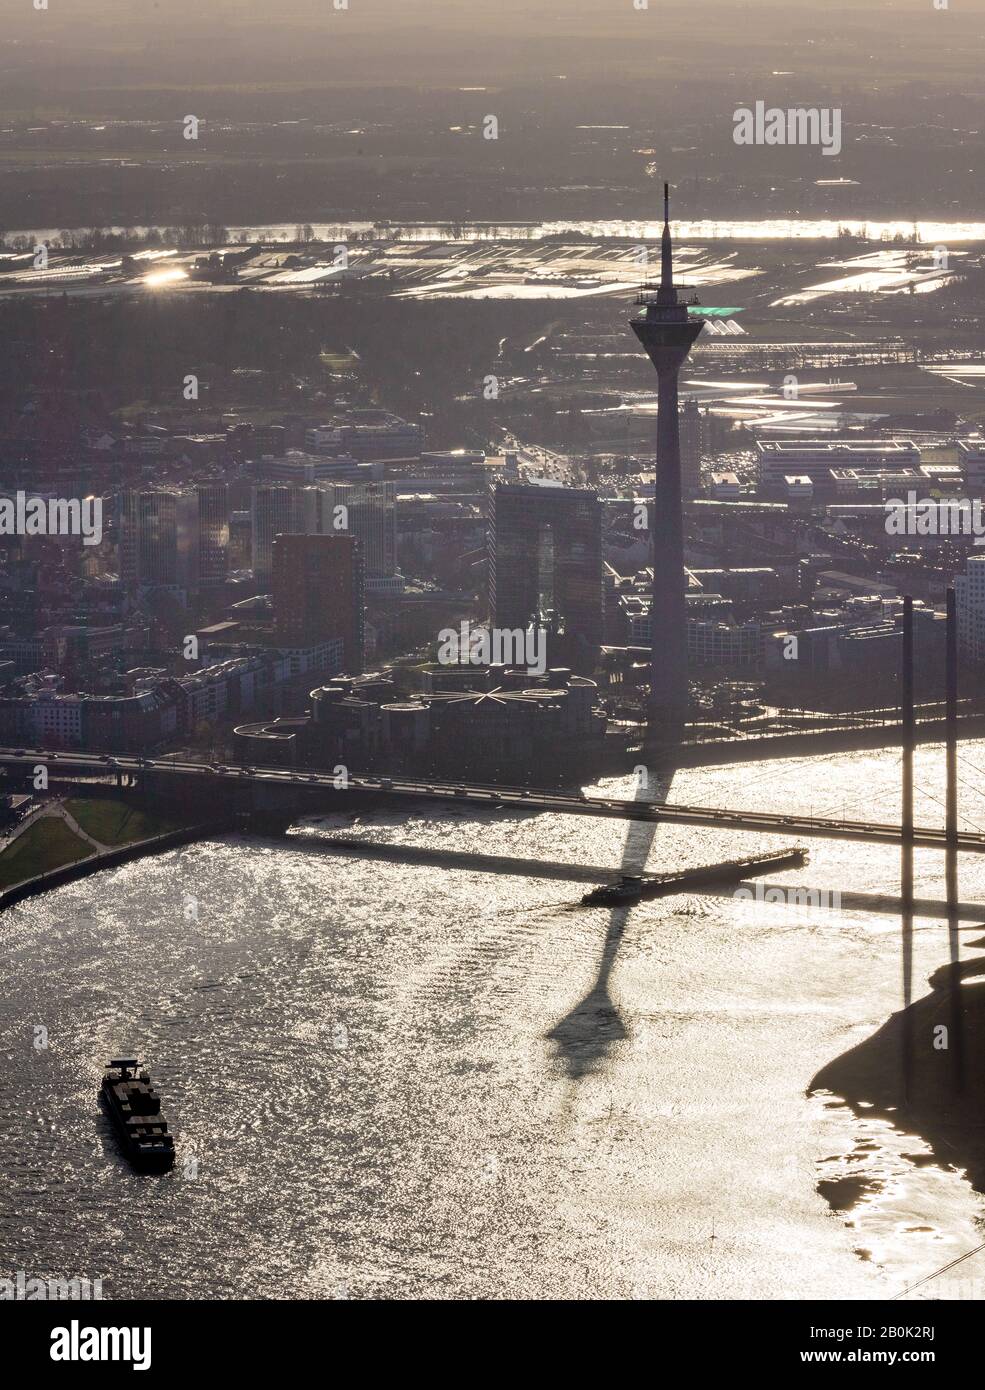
[100,1058,175,1171]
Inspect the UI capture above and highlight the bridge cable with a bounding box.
[891,1238,985,1301]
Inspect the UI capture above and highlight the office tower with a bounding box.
[630,184,704,734]
[955,553,985,665]
[250,482,397,582]
[250,485,320,581]
[319,482,397,577]
[488,483,603,655]
[271,533,364,672]
[194,485,230,586]
[120,485,229,590]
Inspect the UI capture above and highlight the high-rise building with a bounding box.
[271,534,364,672]
[630,184,704,733]
[320,482,397,577]
[956,441,985,497]
[195,485,230,587]
[250,482,397,581]
[250,486,321,581]
[955,553,985,665]
[488,482,603,656]
[121,485,229,590]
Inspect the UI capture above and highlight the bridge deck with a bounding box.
[2,750,982,853]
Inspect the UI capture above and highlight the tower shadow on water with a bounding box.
[547,185,701,1078]
[546,758,678,1080]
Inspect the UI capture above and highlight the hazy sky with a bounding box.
[4,2,981,147]
[3,1,985,104]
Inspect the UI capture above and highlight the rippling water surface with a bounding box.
[2,744,984,1300]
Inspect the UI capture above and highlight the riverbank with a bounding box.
[0,797,232,913]
[630,712,985,770]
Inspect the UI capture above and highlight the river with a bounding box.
[8,218,985,247]
[2,742,984,1300]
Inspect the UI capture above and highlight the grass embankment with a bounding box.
[0,798,190,896]
[0,818,92,890]
[64,798,179,848]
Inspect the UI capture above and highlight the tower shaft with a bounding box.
[651,363,688,726]
[630,184,703,739]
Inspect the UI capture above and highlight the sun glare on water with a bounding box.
[142,267,189,287]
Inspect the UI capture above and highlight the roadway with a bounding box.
[1,748,983,853]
